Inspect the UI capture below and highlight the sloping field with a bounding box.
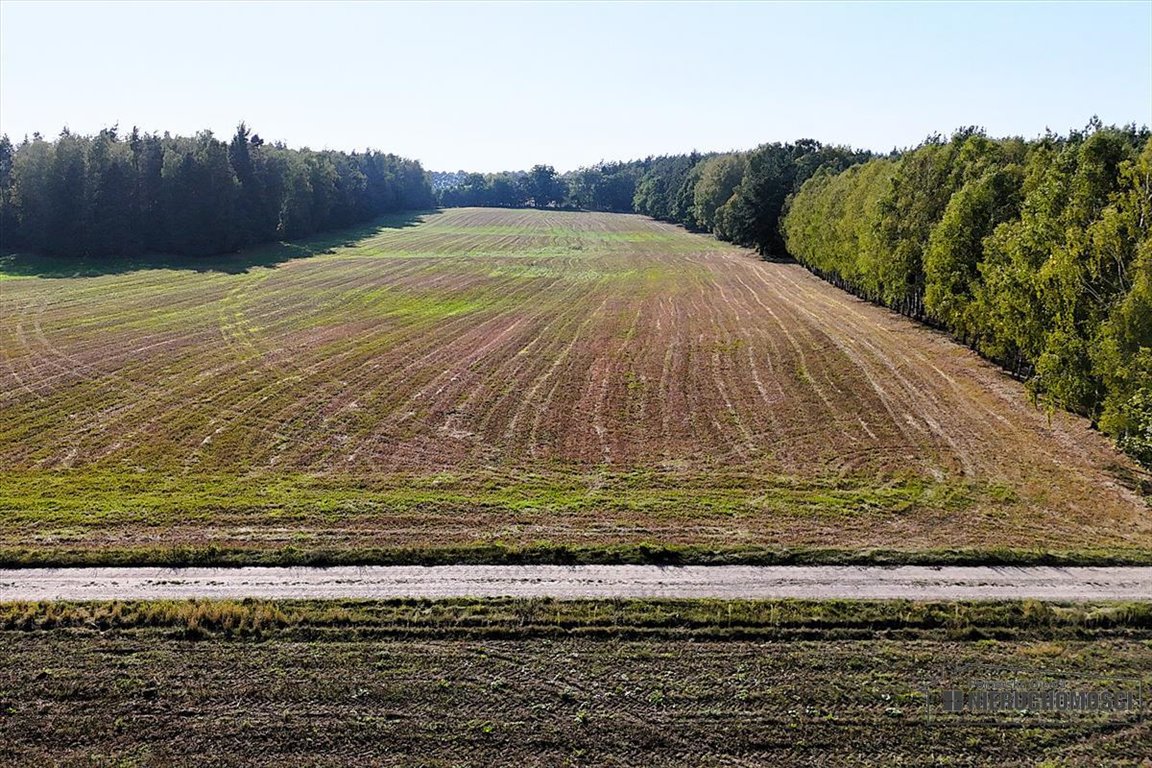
[1,208,1148,563]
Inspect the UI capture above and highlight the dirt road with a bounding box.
[1,565,1149,602]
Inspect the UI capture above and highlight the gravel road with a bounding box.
[1,565,1149,601]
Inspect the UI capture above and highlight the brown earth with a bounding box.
[1,598,1148,766]
[0,208,1148,561]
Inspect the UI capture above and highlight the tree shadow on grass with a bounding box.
[0,210,436,279]
[1108,461,1152,498]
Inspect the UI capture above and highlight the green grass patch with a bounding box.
[1,468,1147,567]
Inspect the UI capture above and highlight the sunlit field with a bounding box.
[2,208,1147,565]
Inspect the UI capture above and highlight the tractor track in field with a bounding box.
[0,565,1149,602]
[2,207,1149,558]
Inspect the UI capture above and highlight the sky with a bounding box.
[1,1,1150,172]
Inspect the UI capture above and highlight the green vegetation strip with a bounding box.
[0,469,982,524]
[4,468,1148,566]
[2,598,1149,640]
[2,543,1151,569]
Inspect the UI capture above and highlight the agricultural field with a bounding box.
[1,599,1149,766]
[1,207,1148,565]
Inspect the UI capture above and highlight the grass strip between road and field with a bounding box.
[1,542,1151,568]
[2,598,1149,641]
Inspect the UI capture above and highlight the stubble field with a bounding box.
[1,208,1148,564]
[1,599,1149,766]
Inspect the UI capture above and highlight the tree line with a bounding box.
[432,162,645,212]
[0,124,434,258]
[630,141,873,255]
[434,140,872,256]
[433,165,569,209]
[781,123,1151,464]
[4,121,1147,465]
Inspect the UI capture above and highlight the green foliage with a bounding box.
[525,164,565,208]
[781,159,896,298]
[924,165,1023,336]
[724,140,871,255]
[782,122,1152,465]
[691,153,747,234]
[628,141,872,252]
[1109,381,1152,464]
[565,161,643,212]
[438,141,870,249]
[436,170,533,208]
[1095,225,1152,463]
[632,153,702,220]
[0,124,433,258]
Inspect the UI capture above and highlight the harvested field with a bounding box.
[1,599,1149,766]
[0,208,1148,564]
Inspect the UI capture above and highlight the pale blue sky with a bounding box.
[1,1,1149,172]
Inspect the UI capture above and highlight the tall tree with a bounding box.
[526,165,565,208]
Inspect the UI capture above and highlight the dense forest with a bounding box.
[629,141,874,254]
[782,123,1152,465]
[0,125,433,257]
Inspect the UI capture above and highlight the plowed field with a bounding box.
[2,600,1149,766]
[1,208,1148,563]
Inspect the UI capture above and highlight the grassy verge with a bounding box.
[1,542,1150,568]
[2,597,1151,640]
[2,468,1150,567]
